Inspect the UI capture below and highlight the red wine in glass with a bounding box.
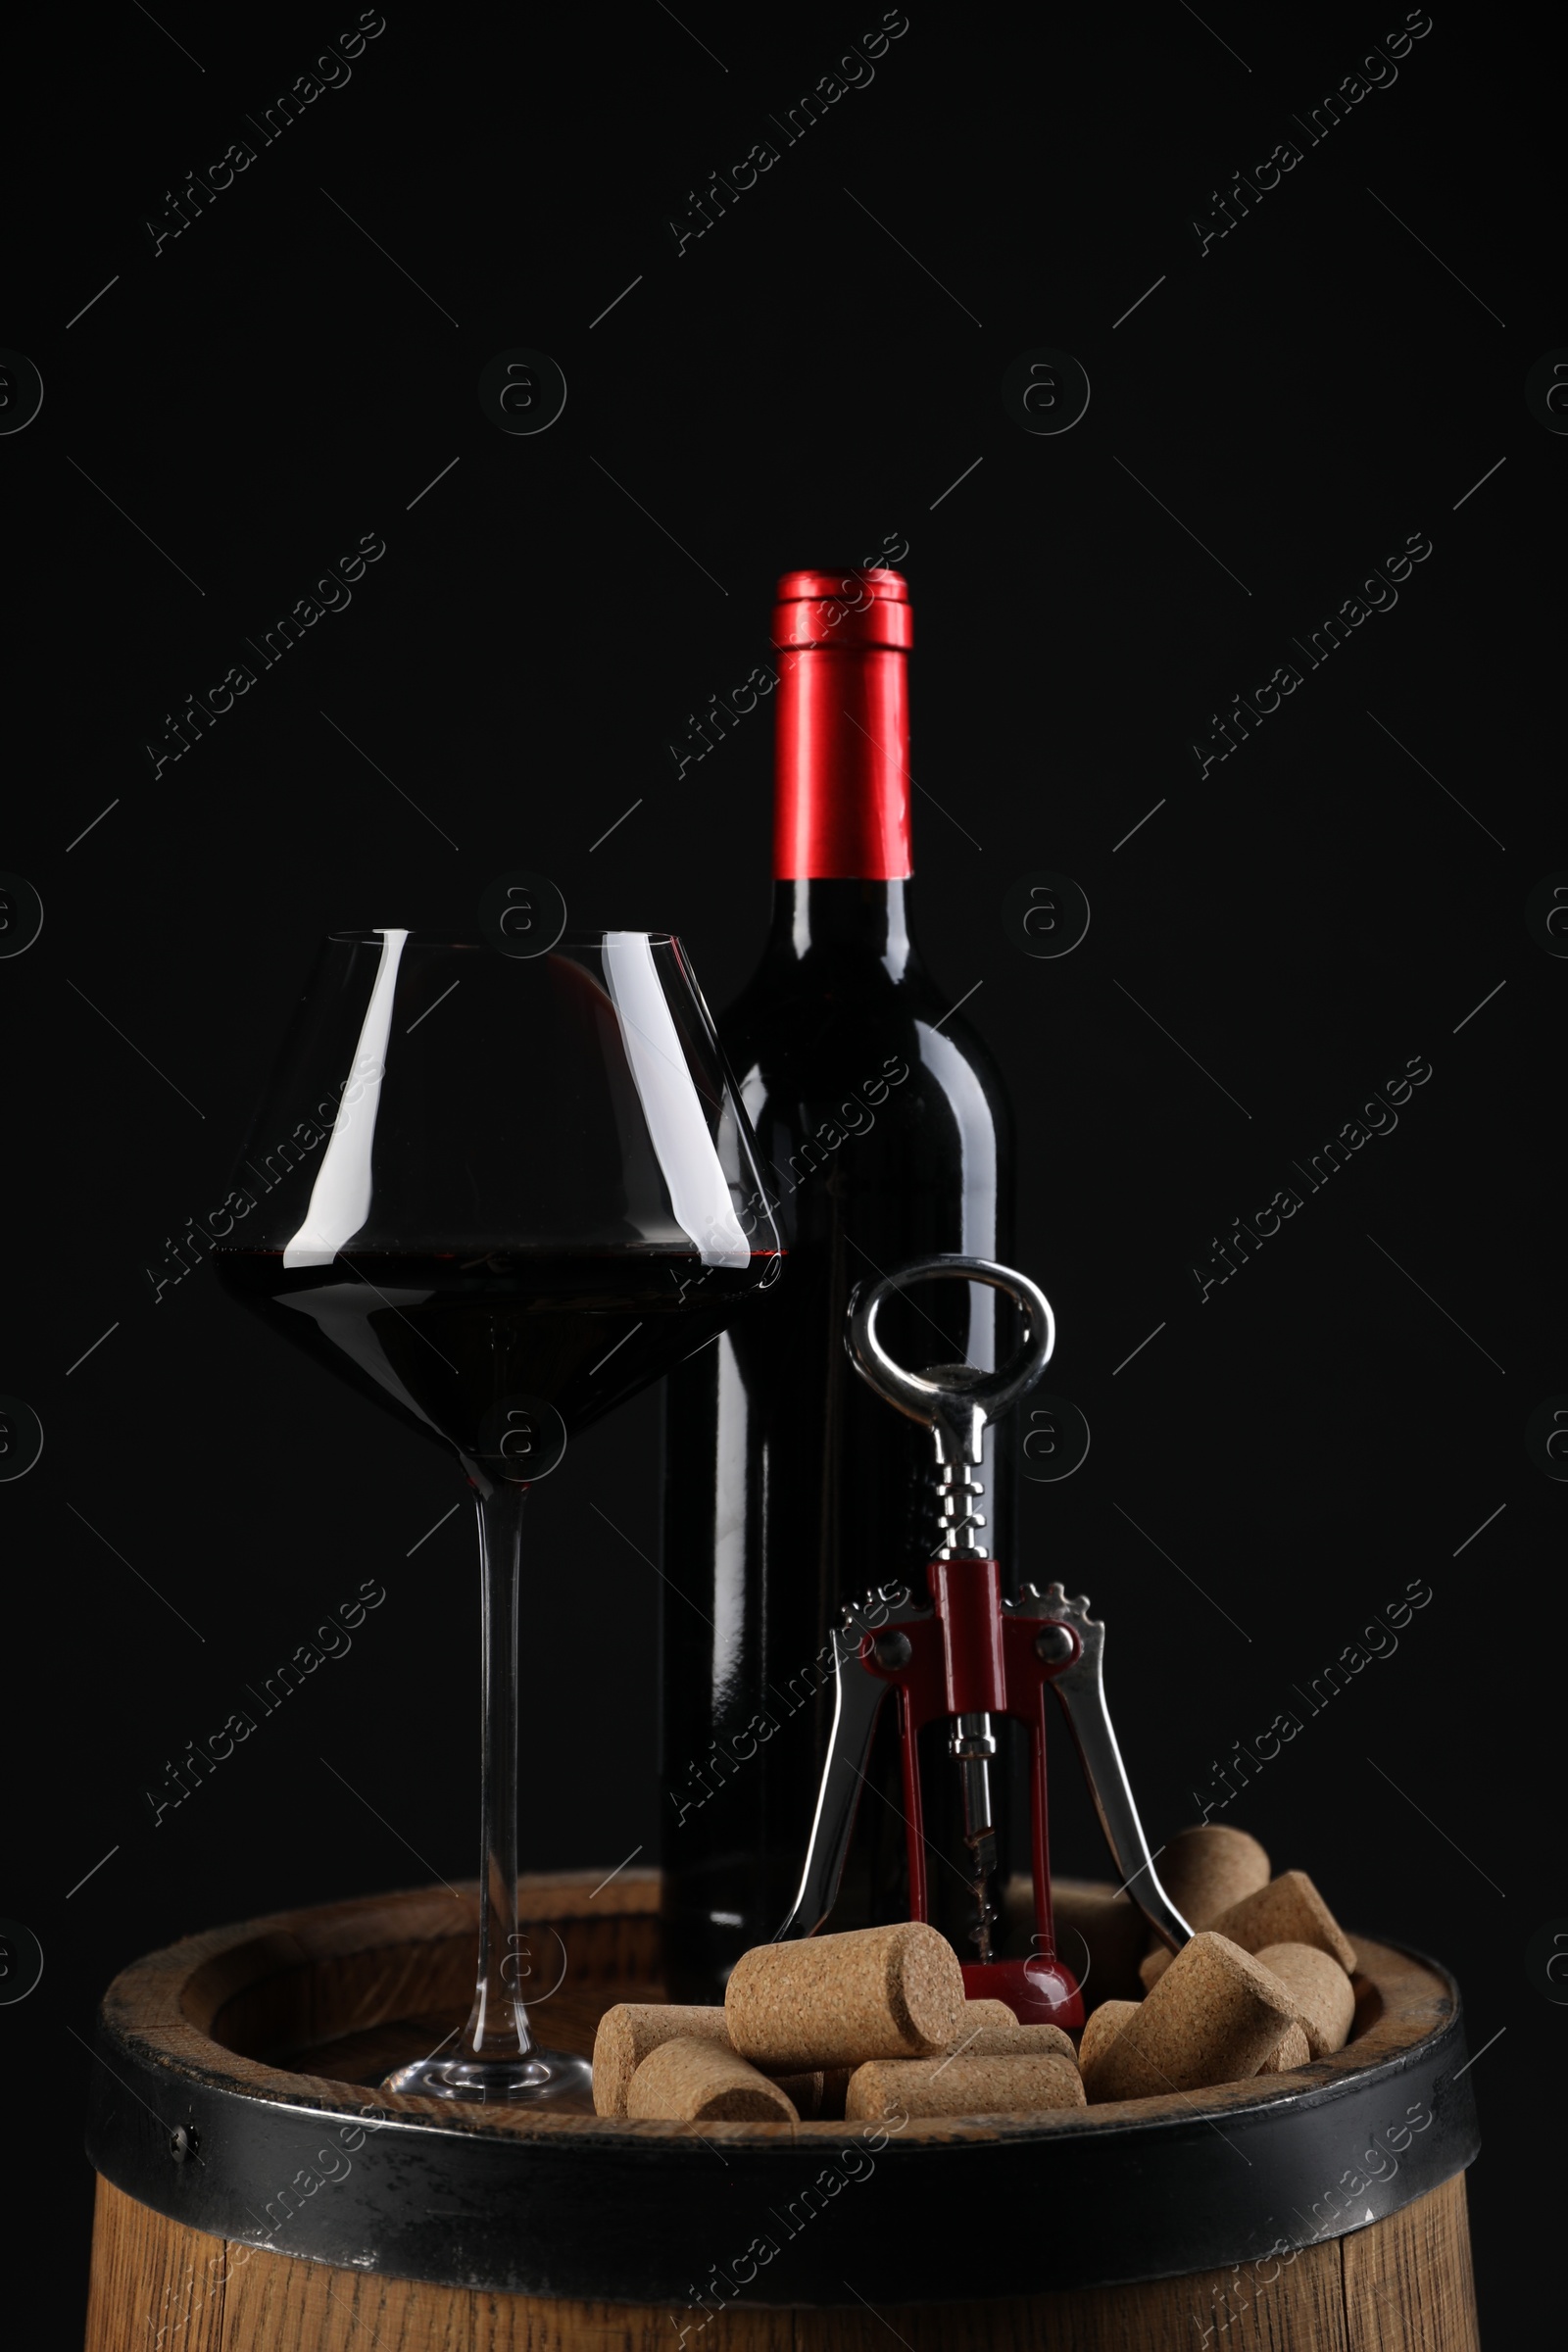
[218,1250,776,1455]
[215,928,780,2102]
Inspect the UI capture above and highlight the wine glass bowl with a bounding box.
[219,931,776,1466]
[216,927,779,2101]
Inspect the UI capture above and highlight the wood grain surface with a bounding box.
[84,2172,1479,2350]
[83,1871,1482,2348]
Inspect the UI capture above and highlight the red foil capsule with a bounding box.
[771,566,913,880]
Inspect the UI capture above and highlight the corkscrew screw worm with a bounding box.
[847,1256,1055,1957]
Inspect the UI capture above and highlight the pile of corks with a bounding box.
[595,1825,1360,2124]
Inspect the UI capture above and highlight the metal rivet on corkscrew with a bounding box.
[776,1252,1192,2032]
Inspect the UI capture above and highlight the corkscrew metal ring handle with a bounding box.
[846,1254,1054,1467]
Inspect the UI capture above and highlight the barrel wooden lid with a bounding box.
[85,1871,1480,2303]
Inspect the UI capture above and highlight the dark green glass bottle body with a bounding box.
[660,878,1016,1997]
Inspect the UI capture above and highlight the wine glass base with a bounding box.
[381,2048,594,2104]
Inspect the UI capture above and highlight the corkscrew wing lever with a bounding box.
[772,1589,920,1943]
[1019,1582,1193,1954]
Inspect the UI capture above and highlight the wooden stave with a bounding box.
[84,2169,1483,2351]
[84,1871,1482,2305]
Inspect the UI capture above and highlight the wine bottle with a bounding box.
[660,566,1017,1997]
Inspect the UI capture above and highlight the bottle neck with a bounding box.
[767,567,917,973]
[772,643,913,886]
[765,878,918,976]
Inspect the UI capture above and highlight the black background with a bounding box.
[1,1,1557,2338]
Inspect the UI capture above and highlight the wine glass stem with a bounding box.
[463,1479,534,2063]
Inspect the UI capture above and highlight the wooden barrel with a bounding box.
[83,1871,1482,2349]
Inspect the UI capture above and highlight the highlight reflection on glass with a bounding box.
[216,929,780,2102]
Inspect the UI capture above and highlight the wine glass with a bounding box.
[214,927,780,2101]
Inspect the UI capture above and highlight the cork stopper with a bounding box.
[1077,1998,1140,2078]
[1155,1825,1271,1930]
[625,2035,800,2122]
[1258,2021,1313,2074]
[816,2067,854,2120]
[960,1997,1022,2030]
[774,2070,825,2117]
[1083,1932,1296,2102]
[845,2052,1086,2121]
[1254,1941,1355,2057]
[948,2021,1075,2061]
[593,2002,734,2117]
[1142,1870,1357,1989]
[725,1922,965,2073]
[1078,1994,1314,2087]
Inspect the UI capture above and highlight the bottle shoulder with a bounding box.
[719,959,1015,1141]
